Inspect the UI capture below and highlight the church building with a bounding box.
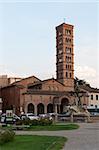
[0,22,88,115]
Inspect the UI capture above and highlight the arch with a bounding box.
[47,103,53,113]
[27,103,34,113]
[60,98,69,113]
[37,103,44,115]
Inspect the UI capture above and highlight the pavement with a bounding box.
[15,123,99,150]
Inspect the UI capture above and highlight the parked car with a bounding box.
[26,113,39,120]
[20,114,27,120]
[90,112,99,116]
[0,113,20,123]
[58,112,71,117]
[39,114,53,120]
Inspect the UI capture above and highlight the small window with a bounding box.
[66,65,67,69]
[56,87,59,91]
[59,58,62,62]
[65,29,71,35]
[59,39,62,44]
[58,32,62,36]
[66,47,71,53]
[70,73,72,78]
[58,49,62,54]
[49,86,51,91]
[66,72,68,78]
[96,95,98,100]
[91,95,93,100]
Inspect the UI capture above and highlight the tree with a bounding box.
[73,77,87,107]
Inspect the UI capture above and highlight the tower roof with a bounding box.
[56,22,74,29]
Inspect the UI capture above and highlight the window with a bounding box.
[65,38,71,44]
[58,32,62,36]
[58,49,62,54]
[65,29,71,35]
[59,58,62,62]
[66,72,68,78]
[66,47,71,53]
[56,87,59,91]
[70,73,72,78]
[49,86,51,91]
[96,95,98,100]
[91,95,93,100]
[59,39,62,44]
[66,65,67,69]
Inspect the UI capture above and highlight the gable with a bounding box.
[14,76,41,87]
[42,78,65,91]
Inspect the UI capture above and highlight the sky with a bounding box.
[0,0,99,88]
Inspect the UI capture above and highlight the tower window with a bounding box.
[58,32,62,36]
[66,47,71,53]
[66,65,67,69]
[65,29,71,35]
[70,73,72,78]
[59,58,62,62]
[58,49,62,54]
[66,72,68,78]
[66,38,71,44]
[59,39,62,44]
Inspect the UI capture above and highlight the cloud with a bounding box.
[75,65,99,88]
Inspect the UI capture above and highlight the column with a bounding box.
[44,105,47,114]
[55,104,58,122]
[34,105,37,115]
[55,104,57,114]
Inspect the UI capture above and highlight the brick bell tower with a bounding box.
[56,22,74,91]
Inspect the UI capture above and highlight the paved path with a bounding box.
[15,123,99,150]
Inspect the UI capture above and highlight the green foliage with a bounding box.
[0,130,15,145]
[38,119,53,126]
[16,118,53,126]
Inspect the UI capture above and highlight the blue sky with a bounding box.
[0,1,99,87]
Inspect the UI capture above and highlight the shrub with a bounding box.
[16,118,53,126]
[16,118,31,125]
[0,129,15,145]
[38,119,53,126]
[30,119,39,126]
[16,120,23,125]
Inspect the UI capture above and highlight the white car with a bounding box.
[0,113,20,123]
[39,114,53,120]
[26,113,39,120]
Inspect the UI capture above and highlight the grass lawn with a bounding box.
[0,123,79,131]
[28,123,79,131]
[0,135,67,150]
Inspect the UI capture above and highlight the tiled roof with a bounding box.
[80,85,99,93]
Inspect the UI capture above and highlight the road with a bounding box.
[15,123,99,150]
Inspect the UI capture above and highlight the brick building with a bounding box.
[0,22,89,115]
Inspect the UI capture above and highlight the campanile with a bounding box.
[56,23,74,91]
